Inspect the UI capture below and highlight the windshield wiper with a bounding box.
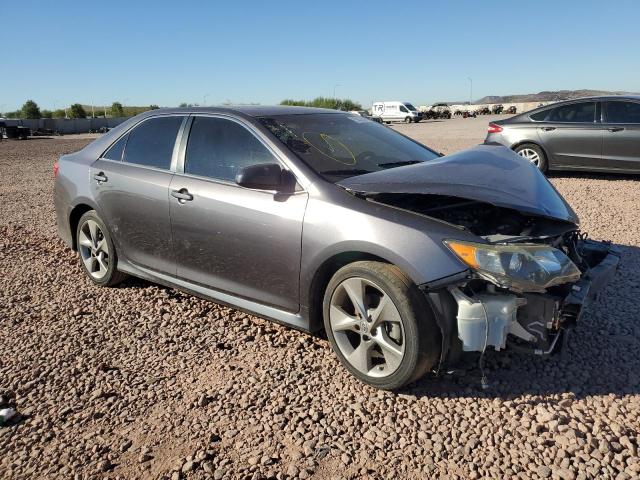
[377,160,423,168]
[321,169,373,176]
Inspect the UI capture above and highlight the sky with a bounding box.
[1,0,639,112]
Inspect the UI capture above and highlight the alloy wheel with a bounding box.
[329,277,405,378]
[518,148,540,166]
[78,219,110,280]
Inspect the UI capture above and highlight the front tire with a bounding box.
[514,143,547,171]
[323,261,440,390]
[76,210,127,287]
[404,116,412,124]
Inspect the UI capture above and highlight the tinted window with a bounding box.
[399,105,408,113]
[123,116,183,169]
[606,101,640,123]
[259,113,440,182]
[103,134,128,161]
[548,102,596,123]
[529,110,549,121]
[185,116,278,182]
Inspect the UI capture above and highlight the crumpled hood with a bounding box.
[337,145,579,224]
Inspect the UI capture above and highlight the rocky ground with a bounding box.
[1,121,639,479]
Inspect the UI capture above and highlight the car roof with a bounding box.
[136,105,342,118]
[536,95,640,108]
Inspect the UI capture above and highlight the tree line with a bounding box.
[3,97,364,119]
[280,97,363,111]
[2,100,160,119]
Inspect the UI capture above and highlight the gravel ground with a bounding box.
[1,120,639,480]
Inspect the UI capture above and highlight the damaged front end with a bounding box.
[336,146,620,371]
[371,192,620,371]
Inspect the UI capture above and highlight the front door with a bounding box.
[169,115,308,312]
[90,115,185,274]
[537,101,603,169]
[601,100,640,172]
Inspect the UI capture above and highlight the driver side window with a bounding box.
[185,116,278,182]
[399,105,408,113]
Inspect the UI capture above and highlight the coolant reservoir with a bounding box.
[449,288,520,352]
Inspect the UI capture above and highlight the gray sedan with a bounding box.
[485,96,640,173]
[54,106,619,389]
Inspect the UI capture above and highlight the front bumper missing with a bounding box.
[423,239,621,369]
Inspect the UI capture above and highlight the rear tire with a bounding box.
[323,261,440,390]
[515,143,547,172]
[76,210,128,287]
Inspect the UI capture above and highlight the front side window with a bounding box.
[184,116,278,182]
[399,105,408,113]
[547,102,596,123]
[123,116,184,170]
[605,101,640,124]
[259,113,440,182]
[404,103,417,111]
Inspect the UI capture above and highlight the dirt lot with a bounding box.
[1,117,639,480]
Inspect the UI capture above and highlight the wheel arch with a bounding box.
[307,251,409,333]
[68,201,98,250]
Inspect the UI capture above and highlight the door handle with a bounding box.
[93,172,108,183]
[607,127,625,132]
[541,127,556,131]
[171,188,194,202]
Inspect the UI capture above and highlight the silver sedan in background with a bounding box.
[485,96,640,173]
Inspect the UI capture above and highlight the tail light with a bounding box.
[487,123,503,134]
[53,162,59,177]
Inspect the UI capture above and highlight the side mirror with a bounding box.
[235,163,295,192]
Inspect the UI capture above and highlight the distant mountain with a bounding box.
[475,89,639,105]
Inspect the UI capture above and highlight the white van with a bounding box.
[372,101,422,123]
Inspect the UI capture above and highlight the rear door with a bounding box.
[90,115,186,274]
[536,101,603,169]
[601,100,640,172]
[169,115,308,312]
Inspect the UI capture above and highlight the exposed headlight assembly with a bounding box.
[445,240,581,292]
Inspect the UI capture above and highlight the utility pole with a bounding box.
[467,77,473,105]
[203,93,210,106]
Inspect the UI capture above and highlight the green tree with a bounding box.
[41,109,53,118]
[280,97,362,111]
[69,104,87,118]
[5,110,21,118]
[149,104,159,110]
[110,102,124,117]
[21,100,41,119]
[52,109,66,118]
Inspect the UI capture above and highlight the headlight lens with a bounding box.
[444,240,581,291]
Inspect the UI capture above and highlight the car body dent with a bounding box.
[337,145,579,224]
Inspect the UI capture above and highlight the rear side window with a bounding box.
[605,101,640,123]
[123,116,184,170]
[529,110,549,121]
[103,134,128,161]
[547,102,596,123]
[185,116,278,182]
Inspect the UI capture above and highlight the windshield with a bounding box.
[403,103,417,111]
[258,113,439,182]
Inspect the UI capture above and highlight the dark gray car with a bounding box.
[54,106,619,389]
[485,96,640,173]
